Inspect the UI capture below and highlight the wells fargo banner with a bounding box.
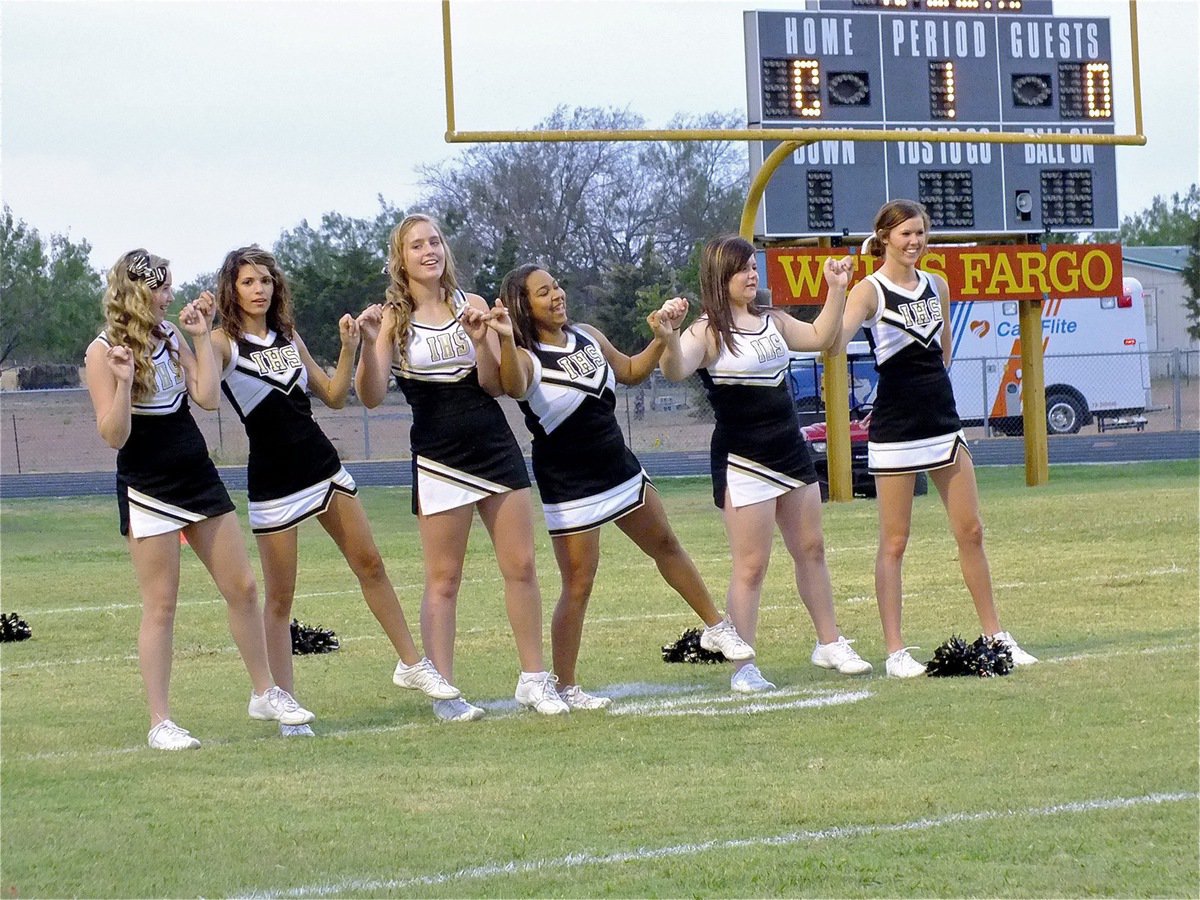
[765,244,1123,305]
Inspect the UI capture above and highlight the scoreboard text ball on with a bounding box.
[744,0,1119,237]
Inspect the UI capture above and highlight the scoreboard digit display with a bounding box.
[744,1,1119,236]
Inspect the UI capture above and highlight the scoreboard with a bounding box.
[744,1,1119,236]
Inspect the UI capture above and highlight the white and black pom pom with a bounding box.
[925,634,1013,677]
[290,618,339,655]
[0,613,32,643]
[661,628,725,664]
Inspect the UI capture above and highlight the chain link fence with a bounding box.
[1,351,1196,476]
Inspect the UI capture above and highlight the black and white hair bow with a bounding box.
[128,252,168,290]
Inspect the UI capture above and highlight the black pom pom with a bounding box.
[662,628,725,664]
[290,618,339,655]
[0,613,31,643]
[925,634,1013,677]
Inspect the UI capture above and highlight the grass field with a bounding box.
[1,463,1197,898]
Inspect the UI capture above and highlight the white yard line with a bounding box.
[238,791,1199,898]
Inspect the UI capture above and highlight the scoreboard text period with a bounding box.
[744,3,1118,236]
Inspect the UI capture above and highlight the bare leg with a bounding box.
[874,473,917,654]
[614,489,722,626]
[415,504,474,681]
[477,488,546,673]
[184,513,274,694]
[319,492,421,664]
[127,532,183,727]
[774,483,840,644]
[720,492,777,674]
[549,529,601,686]
[255,527,299,695]
[929,453,1002,635]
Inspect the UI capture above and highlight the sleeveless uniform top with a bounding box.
[516,326,643,507]
[861,269,962,443]
[220,330,341,503]
[95,324,232,536]
[390,292,529,515]
[696,313,815,508]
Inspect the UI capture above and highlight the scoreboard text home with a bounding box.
[744,1,1118,236]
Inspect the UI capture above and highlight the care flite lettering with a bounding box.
[997,318,1078,337]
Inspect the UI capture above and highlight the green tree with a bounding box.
[1097,184,1200,246]
[1,206,103,366]
[1180,217,1200,340]
[272,198,406,364]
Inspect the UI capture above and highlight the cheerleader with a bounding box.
[211,246,460,735]
[653,236,872,692]
[355,215,567,721]
[482,264,754,709]
[836,200,1036,676]
[84,250,312,750]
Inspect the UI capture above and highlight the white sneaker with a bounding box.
[988,631,1039,666]
[885,647,927,678]
[148,719,201,751]
[432,697,485,722]
[811,636,874,675]
[699,617,755,660]
[393,657,461,699]
[515,672,570,715]
[280,723,315,737]
[559,684,612,710]
[730,663,776,693]
[248,686,315,726]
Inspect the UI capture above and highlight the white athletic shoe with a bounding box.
[393,657,461,699]
[558,684,612,710]
[148,719,201,751]
[280,723,315,737]
[730,663,776,693]
[248,686,315,726]
[515,672,570,715]
[699,617,756,660]
[811,636,874,675]
[885,648,927,678]
[432,697,485,723]
[987,631,1039,666]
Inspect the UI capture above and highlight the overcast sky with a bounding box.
[3,0,1197,284]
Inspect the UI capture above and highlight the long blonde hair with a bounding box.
[102,249,174,402]
[384,214,462,368]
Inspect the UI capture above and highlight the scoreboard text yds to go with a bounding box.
[744,4,1120,236]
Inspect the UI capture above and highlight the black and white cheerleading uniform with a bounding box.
[861,269,967,474]
[391,296,529,515]
[94,325,234,538]
[697,314,817,509]
[515,326,650,536]
[220,330,356,534]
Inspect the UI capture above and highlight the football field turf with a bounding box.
[1,463,1196,897]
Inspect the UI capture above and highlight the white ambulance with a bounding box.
[945,276,1151,434]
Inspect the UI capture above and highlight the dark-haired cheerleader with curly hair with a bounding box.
[212,245,460,736]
